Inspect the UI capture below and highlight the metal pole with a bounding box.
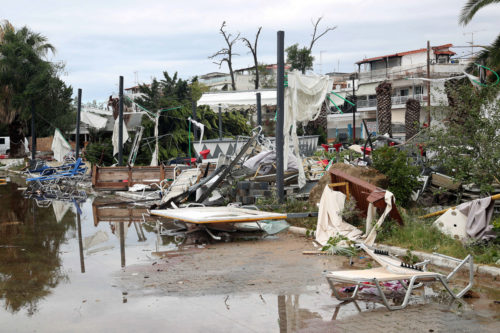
[276,30,285,204]
[426,41,431,126]
[76,205,85,273]
[218,103,222,141]
[76,89,82,158]
[191,99,197,140]
[31,101,36,160]
[118,76,124,166]
[352,77,356,142]
[256,92,262,126]
[119,222,125,268]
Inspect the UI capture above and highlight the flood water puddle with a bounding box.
[1,179,499,332]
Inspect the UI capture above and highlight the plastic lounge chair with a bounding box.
[324,243,474,311]
[27,158,85,183]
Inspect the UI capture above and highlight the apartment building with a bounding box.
[328,44,468,140]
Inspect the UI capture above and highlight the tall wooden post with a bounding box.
[276,31,285,203]
[76,89,82,158]
[118,76,124,166]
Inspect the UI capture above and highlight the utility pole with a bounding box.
[76,89,82,158]
[352,76,356,142]
[218,104,222,140]
[118,76,124,166]
[256,92,262,126]
[276,31,285,204]
[426,41,431,126]
[31,101,36,161]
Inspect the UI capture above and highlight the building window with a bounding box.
[414,86,423,95]
[0,138,4,145]
[399,89,409,96]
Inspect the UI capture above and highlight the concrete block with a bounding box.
[237,181,251,190]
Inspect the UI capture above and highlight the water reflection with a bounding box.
[0,182,74,315]
[277,295,322,332]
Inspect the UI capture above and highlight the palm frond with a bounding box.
[459,0,500,25]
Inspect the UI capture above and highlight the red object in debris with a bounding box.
[333,143,343,152]
[0,154,7,159]
[123,179,128,183]
[360,147,372,155]
[200,149,210,159]
[423,123,429,128]
[389,142,395,146]
[321,144,330,152]
[417,143,425,156]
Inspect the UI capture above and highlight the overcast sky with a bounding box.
[2,0,500,101]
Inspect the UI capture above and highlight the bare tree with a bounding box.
[209,21,240,91]
[308,17,337,52]
[241,27,262,89]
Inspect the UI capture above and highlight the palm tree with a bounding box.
[460,1,500,82]
[0,21,55,157]
[376,82,392,137]
[459,0,500,25]
[405,98,421,140]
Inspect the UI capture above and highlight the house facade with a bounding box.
[327,44,468,140]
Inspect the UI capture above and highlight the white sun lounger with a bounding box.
[325,243,474,311]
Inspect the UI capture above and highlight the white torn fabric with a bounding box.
[52,201,71,223]
[243,150,299,175]
[284,71,331,188]
[112,118,129,156]
[457,197,496,241]
[150,115,159,166]
[80,111,108,129]
[188,117,205,145]
[51,128,72,162]
[364,191,394,246]
[315,187,363,246]
[83,230,109,250]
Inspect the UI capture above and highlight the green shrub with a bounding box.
[372,146,420,207]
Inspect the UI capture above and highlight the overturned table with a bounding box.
[150,206,288,240]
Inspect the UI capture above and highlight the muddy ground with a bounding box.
[118,233,346,296]
[116,232,500,332]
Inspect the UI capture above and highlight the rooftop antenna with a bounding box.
[463,30,486,59]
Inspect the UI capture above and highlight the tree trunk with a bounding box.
[376,82,392,137]
[254,54,259,90]
[228,60,236,91]
[405,98,421,140]
[8,114,26,157]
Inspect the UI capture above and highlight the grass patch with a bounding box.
[377,210,500,266]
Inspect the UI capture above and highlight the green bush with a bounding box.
[372,146,420,207]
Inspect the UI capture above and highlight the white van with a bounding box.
[0,137,30,155]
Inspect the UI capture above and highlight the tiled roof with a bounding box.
[356,44,454,64]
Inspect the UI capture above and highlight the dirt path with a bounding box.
[118,233,348,296]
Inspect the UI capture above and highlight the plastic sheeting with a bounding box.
[112,118,129,156]
[364,190,395,246]
[188,117,205,145]
[80,111,108,129]
[315,187,363,246]
[51,128,72,162]
[284,71,331,188]
[243,150,298,175]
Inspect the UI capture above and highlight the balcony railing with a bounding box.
[356,94,425,109]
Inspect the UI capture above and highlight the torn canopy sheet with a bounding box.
[188,117,205,145]
[314,187,395,246]
[315,187,363,246]
[243,150,299,175]
[112,118,130,156]
[284,71,331,188]
[51,128,72,162]
[80,111,108,129]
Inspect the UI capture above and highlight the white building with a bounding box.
[199,64,289,91]
[328,43,468,140]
